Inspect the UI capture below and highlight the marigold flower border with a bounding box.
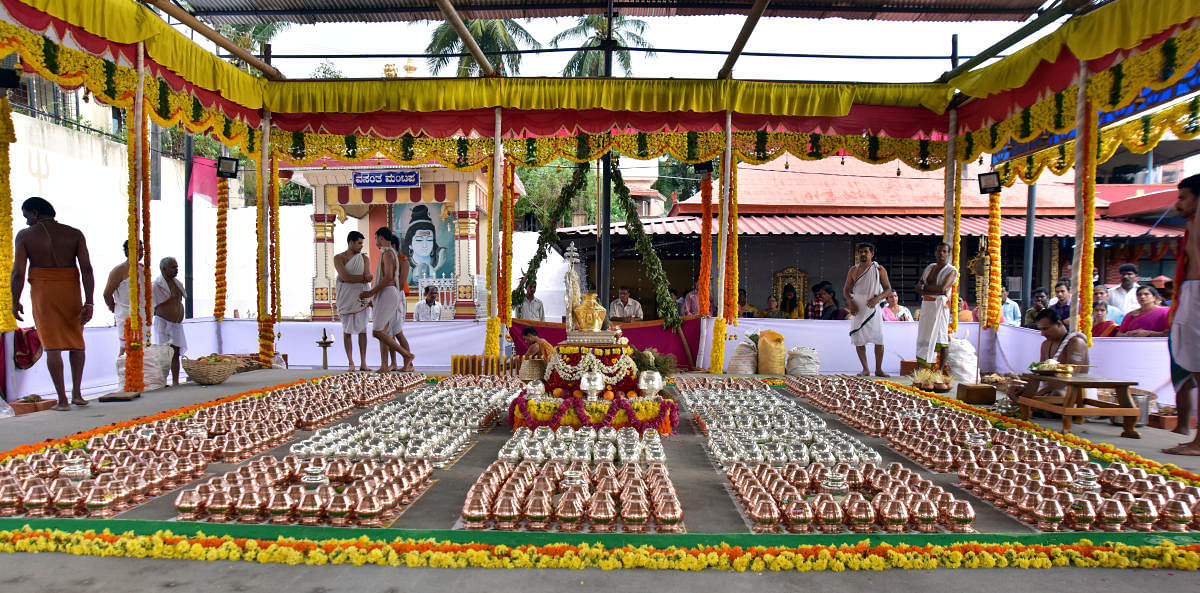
[0,523,1197,572]
[876,380,1200,487]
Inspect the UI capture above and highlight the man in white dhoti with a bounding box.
[387,235,413,372]
[360,227,413,373]
[152,257,186,386]
[334,231,372,370]
[102,240,144,355]
[1164,174,1200,456]
[844,242,892,377]
[914,243,958,370]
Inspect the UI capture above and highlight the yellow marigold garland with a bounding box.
[709,317,726,373]
[255,156,271,367]
[213,177,228,320]
[500,163,515,326]
[0,97,15,333]
[0,528,1197,572]
[948,163,963,334]
[484,316,502,359]
[270,157,281,322]
[139,109,152,348]
[984,191,1003,330]
[122,109,143,392]
[1078,102,1098,345]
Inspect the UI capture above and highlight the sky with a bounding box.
[231,13,1071,82]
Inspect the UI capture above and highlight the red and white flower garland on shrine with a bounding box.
[213,177,228,319]
[507,394,679,433]
[545,349,638,385]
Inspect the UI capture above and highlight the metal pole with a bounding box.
[260,110,272,323]
[434,0,497,76]
[717,0,770,79]
[943,35,959,244]
[183,133,194,319]
[142,0,285,80]
[936,0,1084,83]
[1145,150,1155,184]
[596,0,614,303]
[1023,184,1037,306]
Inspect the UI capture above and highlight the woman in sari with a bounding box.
[1091,300,1118,338]
[1117,285,1170,337]
[880,291,914,321]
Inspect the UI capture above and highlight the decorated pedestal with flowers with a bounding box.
[544,344,639,399]
[507,396,678,434]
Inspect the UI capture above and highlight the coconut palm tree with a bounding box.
[550,15,654,77]
[213,22,293,74]
[425,20,541,77]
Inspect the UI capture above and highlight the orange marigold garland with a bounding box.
[722,157,740,324]
[499,162,515,326]
[0,97,15,333]
[984,191,1003,329]
[698,171,713,316]
[1078,102,1098,344]
[213,176,229,319]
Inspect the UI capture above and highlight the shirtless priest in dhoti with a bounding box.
[334,231,372,370]
[845,242,893,377]
[359,227,414,373]
[11,197,95,410]
[1164,174,1200,456]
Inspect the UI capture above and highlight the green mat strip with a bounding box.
[3,518,1197,549]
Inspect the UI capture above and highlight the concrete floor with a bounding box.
[2,370,1200,589]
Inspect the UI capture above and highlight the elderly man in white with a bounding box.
[414,285,443,321]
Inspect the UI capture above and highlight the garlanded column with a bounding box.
[723,156,740,326]
[1072,60,1097,342]
[0,97,17,332]
[983,191,1003,329]
[499,162,515,327]
[698,169,713,316]
[213,176,229,319]
[123,42,146,392]
[483,108,503,358]
[256,111,274,367]
[948,162,963,334]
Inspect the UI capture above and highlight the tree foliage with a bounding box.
[549,15,655,77]
[425,19,541,77]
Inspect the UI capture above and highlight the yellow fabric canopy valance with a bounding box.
[264,78,952,116]
[951,0,1200,99]
[14,0,264,109]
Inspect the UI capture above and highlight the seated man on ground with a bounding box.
[413,285,443,321]
[608,285,643,323]
[1009,309,1089,404]
[521,326,555,360]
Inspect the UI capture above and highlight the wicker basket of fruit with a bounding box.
[182,355,238,385]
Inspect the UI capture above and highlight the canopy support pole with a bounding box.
[716,110,732,320]
[943,109,958,244]
[490,107,502,319]
[1070,60,1090,334]
[717,0,771,79]
[1023,184,1037,306]
[435,0,497,77]
[130,41,145,354]
[597,0,614,303]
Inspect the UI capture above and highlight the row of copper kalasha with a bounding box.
[174,456,433,527]
[0,448,209,518]
[727,461,976,534]
[461,459,684,533]
[786,375,1200,532]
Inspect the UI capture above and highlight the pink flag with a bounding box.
[188,156,219,205]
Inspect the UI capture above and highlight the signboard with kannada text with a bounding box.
[352,170,420,188]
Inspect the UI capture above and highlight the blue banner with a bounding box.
[352,170,420,188]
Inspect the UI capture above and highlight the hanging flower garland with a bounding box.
[948,163,963,334]
[139,109,152,349]
[724,158,740,325]
[544,350,638,383]
[122,109,143,392]
[255,156,271,367]
[0,97,15,333]
[709,317,726,373]
[984,191,1003,330]
[483,316,502,359]
[499,162,515,326]
[213,177,229,320]
[482,164,501,357]
[270,157,281,322]
[698,171,713,316]
[608,156,682,329]
[1078,102,1098,345]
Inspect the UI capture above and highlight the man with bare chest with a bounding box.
[153,257,186,385]
[10,197,95,410]
[1164,174,1200,456]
